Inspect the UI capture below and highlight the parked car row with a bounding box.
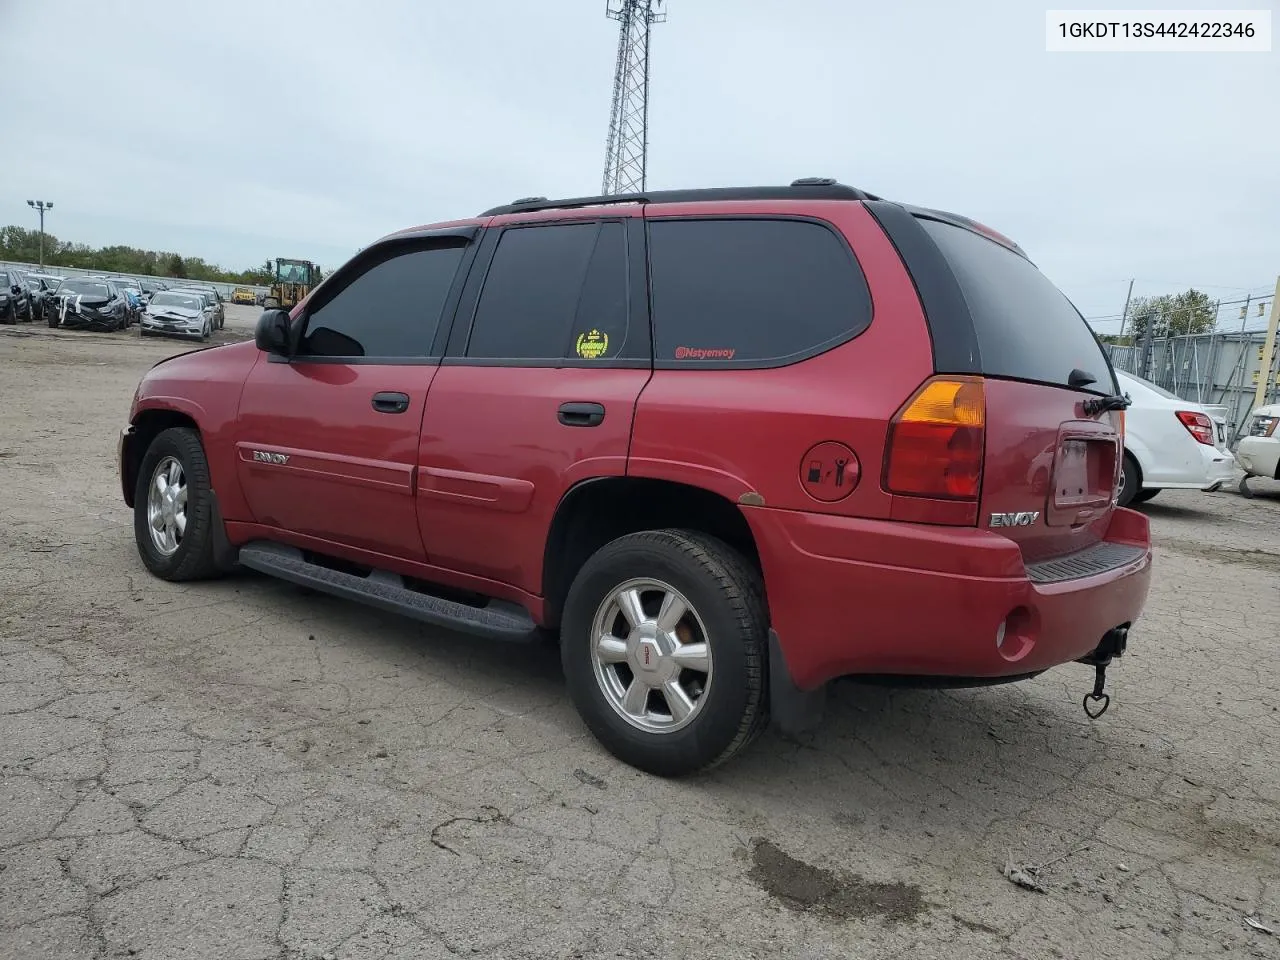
[2,271,230,339]
[1,267,58,323]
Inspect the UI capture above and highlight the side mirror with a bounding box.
[255,309,292,356]
[10,285,18,295]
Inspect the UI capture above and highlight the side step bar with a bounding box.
[237,541,540,643]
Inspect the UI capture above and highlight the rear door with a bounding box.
[235,233,472,561]
[417,215,650,594]
[885,210,1124,562]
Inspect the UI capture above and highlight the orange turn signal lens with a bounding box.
[884,377,986,500]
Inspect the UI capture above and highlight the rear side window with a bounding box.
[647,218,872,366]
[466,221,630,361]
[919,219,1113,390]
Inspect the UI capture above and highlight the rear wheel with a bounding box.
[133,427,222,581]
[561,529,769,777]
[1117,452,1141,507]
[1132,488,1161,504]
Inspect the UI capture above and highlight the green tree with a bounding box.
[0,223,286,286]
[1128,289,1216,340]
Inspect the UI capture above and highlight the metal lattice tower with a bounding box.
[601,0,665,195]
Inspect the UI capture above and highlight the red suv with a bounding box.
[119,180,1152,775]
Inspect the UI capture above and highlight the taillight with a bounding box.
[1176,410,1215,445]
[884,377,986,500]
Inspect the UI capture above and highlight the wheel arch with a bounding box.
[123,408,202,508]
[1122,445,1145,487]
[541,476,762,632]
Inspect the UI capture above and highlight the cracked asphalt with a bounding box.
[3,313,1280,959]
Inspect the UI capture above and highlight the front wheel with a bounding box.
[2,303,14,325]
[561,529,769,777]
[133,427,222,581]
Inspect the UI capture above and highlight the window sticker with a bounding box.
[575,328,609,359]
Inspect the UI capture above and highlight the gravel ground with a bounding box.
[3,312,1279,960]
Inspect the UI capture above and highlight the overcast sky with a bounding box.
[4,0,1277,330]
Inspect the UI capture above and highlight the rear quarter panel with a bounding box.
[628,201,935,518]
[132,340,260,520]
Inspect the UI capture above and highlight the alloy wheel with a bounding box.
[146,457,187,556]
[589,578,713,734]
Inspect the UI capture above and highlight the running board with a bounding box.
[237,541,540,643]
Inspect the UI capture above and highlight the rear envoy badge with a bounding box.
[989,511,1039,528]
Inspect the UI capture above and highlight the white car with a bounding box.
[1236,403,1280,492]
[1115,370,1237,507]
[139,290,213,341]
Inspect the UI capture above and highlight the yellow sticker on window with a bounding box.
[575,329,609,359]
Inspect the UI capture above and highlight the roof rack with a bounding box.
[479,179,880,217]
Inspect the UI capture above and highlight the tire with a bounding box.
[201,321,210,341]
[133,427,222,582]
[2,303,14,325]
[1117,452,1141,507]
[47,308,57,328]
[561,529,769,777]
[1132,488,1161,504]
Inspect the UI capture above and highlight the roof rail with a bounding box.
[479,180,879,217]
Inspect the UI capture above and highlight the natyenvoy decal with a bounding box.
[575,329,609,359]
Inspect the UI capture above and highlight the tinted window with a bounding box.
[301,243,466,359]
[920,219,1113,391]
[563,222,629,360]
[648,218,872,365]
[467,222,627,360]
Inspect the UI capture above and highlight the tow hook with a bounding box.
[1076,626,1128,720]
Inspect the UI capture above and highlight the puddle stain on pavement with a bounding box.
[748,839,924,923]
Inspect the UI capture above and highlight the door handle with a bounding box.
[557,401,606,427]
[371,391,411,414]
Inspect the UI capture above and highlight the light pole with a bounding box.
[26,200,53,267]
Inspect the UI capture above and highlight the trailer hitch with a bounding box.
[1076,626,1128,720]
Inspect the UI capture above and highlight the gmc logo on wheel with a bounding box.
[989,511,1040,528]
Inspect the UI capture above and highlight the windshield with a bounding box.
[57,280,111,298]
[1117,370,1178,400]
[277,261,311,284]
[150,292,203,310]
[0,272,13,286]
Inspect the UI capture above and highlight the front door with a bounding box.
[236,235,473,562]
[418,216,651,594]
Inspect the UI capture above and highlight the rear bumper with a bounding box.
[743,505,1152,691]
[1237,437,1280,480]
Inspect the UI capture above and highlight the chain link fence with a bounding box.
[1106,331,1280,442]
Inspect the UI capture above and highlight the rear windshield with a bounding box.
[920,218,1114,392]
